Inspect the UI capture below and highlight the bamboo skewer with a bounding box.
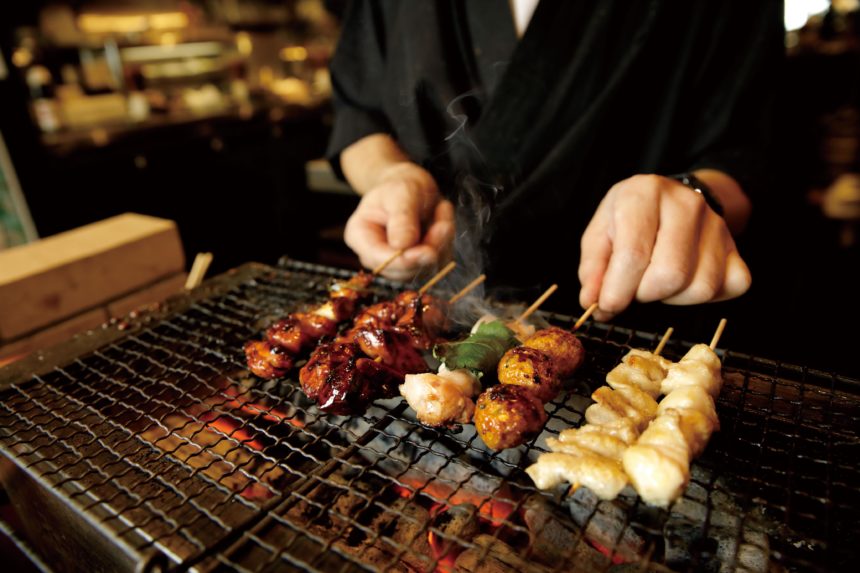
[518,284,558,322]
[417,261,457,295]
[654,327,674,356]
[372,248,406,276]
[185,252,213,290]
[709,318,727,350]
[572,302,599,331]
[448,274,486,303]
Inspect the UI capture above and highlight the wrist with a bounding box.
[667,172,724,217]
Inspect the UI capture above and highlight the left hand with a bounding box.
[578,174,752,321]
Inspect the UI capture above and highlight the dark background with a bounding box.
[0,1,858,379]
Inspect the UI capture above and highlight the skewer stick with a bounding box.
[654,327,674,356]
[518,284,558,322]
[448,274,487,303]
[709,318,727,350]
[418,261,457,295]
[572,302,599,331]
[372,248,406,276]
[185,252,213,290]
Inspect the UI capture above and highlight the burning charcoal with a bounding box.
[434,503,481,541]
[366,498,435,570]
[521,495,617,570]
[566,487,648,561]
[454,534,538,573]
[429,503,480,564]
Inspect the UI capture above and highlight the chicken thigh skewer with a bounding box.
[244,250,406,379]
[526,327,674,500]
[302,267,486,416]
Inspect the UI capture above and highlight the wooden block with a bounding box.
[0,307,109,362]
[107,272,187,318]
[0,213,184,341]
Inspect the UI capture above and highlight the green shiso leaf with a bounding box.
[433,321,518,376]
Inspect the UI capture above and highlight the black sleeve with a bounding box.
[682,2,785,198]
[326,0,392,179]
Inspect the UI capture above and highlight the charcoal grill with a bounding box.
[0,260,858,573]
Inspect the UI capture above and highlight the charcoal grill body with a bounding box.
[0,260,858,573]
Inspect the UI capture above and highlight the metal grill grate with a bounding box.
[0,260,858,573]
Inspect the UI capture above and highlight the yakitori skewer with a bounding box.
[448,274,487,304]
[518,284,558,322]
[526,325,675,499]
[418,261,458,295]
[372,248,407,276]
[572,302,599,331]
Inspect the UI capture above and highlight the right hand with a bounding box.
[344,162,455,281]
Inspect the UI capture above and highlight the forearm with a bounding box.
[340,134,417,195]
[692,169,752,235]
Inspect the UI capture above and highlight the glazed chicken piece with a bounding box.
[474,385,547,450]
[299,342,401,415]
[400,366,481,427]
[348,301,401,334]
[523,327,585,379]
[497,347,561,402]
[244,340,294,379]
[266,312,338,354]
[353,327,429,374]
[393,291,450,350]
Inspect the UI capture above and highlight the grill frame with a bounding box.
[1,259,858,573]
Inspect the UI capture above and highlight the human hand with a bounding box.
[578,174,752,321]
[344,162,455,281]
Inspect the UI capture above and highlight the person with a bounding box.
[326,0,784,321]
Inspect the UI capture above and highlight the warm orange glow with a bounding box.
[200,414,266,451]
[588,539,627,565]
[77,12,189,34]
[427,530,458,573]
[221,386,305,428]
[280,46,308,62]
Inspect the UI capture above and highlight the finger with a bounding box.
[636,189,706,302]
[384,187,423,250]
[422,200,455,253]
[597,189,659,317]
[713,244,751,302]
[578,209,612,311]
[662,215,728,305]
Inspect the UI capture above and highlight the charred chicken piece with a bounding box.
[523,327,585,379]
[322,271,375,321]
[497,346,561,402]
[349,300,401,333]
[245,340,294,379]
[266,312,338,354]
[353,328,429,374]
[393,291,450,350]
[474,385,547,450]
[299,342,401,415]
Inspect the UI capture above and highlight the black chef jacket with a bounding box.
[327,0,784,307]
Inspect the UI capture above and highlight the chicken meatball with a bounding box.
[523,327,585,379]
[474,385,547,450]
[497,347,561,401]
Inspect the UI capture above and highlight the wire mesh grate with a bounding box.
[0,260,858,573]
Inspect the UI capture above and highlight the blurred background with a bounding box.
[0,0,858,377]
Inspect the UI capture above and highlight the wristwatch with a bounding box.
[668,172,724,216]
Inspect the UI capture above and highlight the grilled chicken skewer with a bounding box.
[474,300,597,451]
[526,327,674,499]
[622,320,725,507]
[245,269,379,379]
[299,265,467,415]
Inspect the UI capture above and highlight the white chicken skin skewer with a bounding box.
[526,328,674,500]
[622,321,726,507]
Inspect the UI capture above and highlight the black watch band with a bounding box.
[668,173,724,216]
